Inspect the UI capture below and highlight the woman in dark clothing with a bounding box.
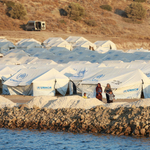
[104,83,112,103]
[96,83,102,101]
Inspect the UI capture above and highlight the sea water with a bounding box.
[0,128,150,150]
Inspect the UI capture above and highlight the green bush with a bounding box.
[8,3,27,19]
[134,0,146,2]
[5,1,15,8]
[125,2,146,20]
[65,2,85,21]
[84,19,97,26]
[100,5,112,11]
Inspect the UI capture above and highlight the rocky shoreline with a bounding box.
[0,104,150,137]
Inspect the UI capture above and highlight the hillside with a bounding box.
[0,0,150,49]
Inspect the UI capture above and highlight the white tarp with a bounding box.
[32,68,70,96]
[4,68,49,95]
[81,68,150,99]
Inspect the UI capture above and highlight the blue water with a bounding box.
[0,129,150,150]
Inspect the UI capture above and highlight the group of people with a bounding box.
[96,83,115,103]
[83,83,115,103]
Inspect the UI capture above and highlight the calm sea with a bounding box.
[0,128,150,150]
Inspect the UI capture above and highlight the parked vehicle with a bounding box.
[26,21,46,31]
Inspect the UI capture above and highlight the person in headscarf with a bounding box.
[96,83,102,101]
[104,83,112,103]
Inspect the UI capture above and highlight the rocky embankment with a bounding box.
[0,104,150,137]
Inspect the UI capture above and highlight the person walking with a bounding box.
[104,83,112,103]
[96,83,102,101]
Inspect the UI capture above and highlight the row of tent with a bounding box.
[0,36,116,54]
[0,59,150,99]
[1,46,150,65]
[0,37,150,99]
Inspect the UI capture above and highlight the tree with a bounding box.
[65,2,85,21]
[8,3,27,20]
[125,2,146,20]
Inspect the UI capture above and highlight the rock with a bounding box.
[112,115,119,120]
[140,128,146,136]
[134,129,140,135]
[124,126,131,135]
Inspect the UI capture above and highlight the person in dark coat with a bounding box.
[96,83,102,101]
[104,83,112,103]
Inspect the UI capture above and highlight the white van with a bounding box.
[26,21,46,31]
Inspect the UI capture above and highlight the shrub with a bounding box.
[8,3,27,19]
[65,2,85,21]
[134,0,146,2]
[84,19,97,26]
[100,5,112,11]
[59,19,66,24]
[5,1,15,8]
[125,2,146,20]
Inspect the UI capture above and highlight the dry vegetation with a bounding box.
[0,0,150,49]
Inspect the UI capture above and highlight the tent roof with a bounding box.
[81,68,150,88]
[66,36,88,43]
[43,37,64,45]
[33,68,69,82]
[16,38,41,45]
[4,68,49,86]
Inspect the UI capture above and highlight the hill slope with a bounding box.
[0,0,150,49]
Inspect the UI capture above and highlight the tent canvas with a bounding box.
[94,40,117,50]
[72,41,96,50]
[45,41,72,50]
[66,36,88,45]
[4,68,49,95]
[32,68,70,96]
[81,68,150,99]
[43,37,64,46]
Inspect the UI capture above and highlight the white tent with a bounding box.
[95,40,117,50]
[16,39,42,50]
[32,50,56,60]
[60,66,77,78]
[4,68,49,95]
[16,38,41,45]
[72,41,96,50]
[43,37,64,46]
[25,48,47,55]
[32,68,70,96]
[0,66,16,94]
[45,40,72,50]
[0,42,15,54]
[16,42,42,50]
[81,68,150,99]
[66,36,88,45]
[0,66,16,78]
